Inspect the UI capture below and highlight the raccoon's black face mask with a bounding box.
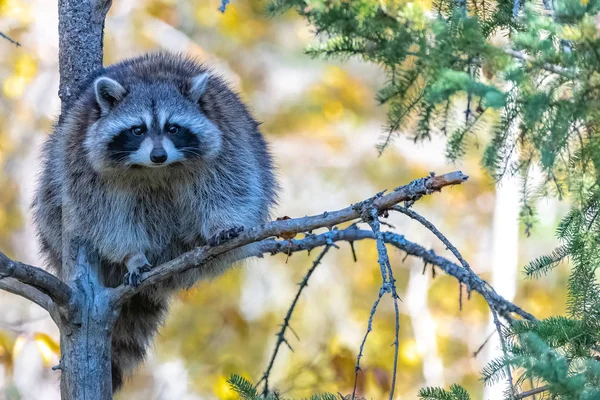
[84,74,222,172]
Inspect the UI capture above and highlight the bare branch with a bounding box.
[362,207,400,400]
[394,205,523,395]
[393,206,472,271]
[258,245,332,396]
[0,251,72,308]
[473,331,495,357]
[352,287,385,399]
[111,171,469,306]
[488,303,516,398]
[390,206,535,322]
[515,386,548,399]
[0,277,53,312]
[258,227,536,322]
[0,32,21,46]
[256,220,534,398]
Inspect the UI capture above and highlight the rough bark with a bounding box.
[58,246,116,400]
[57,0,111,115]
[56,1,115,398]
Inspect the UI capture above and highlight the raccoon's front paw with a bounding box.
[124,253,152,287]
[208,226,245,247]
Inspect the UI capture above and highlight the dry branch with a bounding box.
[0,251,72,309]
[111,171,469,306]
[0,32,21,46]
[258,227,536,322]
[0,278,53,312]
[257,245,333,396]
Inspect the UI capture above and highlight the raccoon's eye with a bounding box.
[131,126,146,136]
[166,125,179,135]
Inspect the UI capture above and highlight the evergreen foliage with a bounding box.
[227,374,339,400]
[418,384,472,399]
[261,0,600,398]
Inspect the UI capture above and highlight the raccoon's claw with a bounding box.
[123,263,151,287]
[208,226,245,247]
[124,253,152,287]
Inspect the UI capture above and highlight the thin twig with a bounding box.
[0,32,21,46]
[352,287,385,400]
[257,245,332,396]
[515,386,549,399]
[487,300,516,398]
[473,330,496,357]
[363,207,400,400]
[259,227,536,322]
[393,206,472,271]
[504,49,574,78]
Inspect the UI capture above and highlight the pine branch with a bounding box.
[503,49,574,78]
[514,386,548,399]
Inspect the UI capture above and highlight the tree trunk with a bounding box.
[60,316,113,399]
[57,1,114,397]
[58,0,111,114]
[58,245,117,399]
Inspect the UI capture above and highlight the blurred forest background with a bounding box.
[0,0,569,399]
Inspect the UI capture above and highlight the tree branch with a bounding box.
[0,32,21,46]
[393,205,472,271]
[110,171,469,306]
[258,227,536,322]
[515,385,548,399]
[257,245,332,396]
[0,277,54,313]
[363,207,400,400]
[504,49,574,78]
[0,251,72,310]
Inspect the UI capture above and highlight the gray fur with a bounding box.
[31,52,278,392]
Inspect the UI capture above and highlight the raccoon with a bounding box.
[32,53,278,391]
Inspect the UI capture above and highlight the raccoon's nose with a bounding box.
[150,148,168,164]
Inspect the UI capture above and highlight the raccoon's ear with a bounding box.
[188,73,209,104]
[94,77,127,115]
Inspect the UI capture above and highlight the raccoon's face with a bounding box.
[84,74,222,172]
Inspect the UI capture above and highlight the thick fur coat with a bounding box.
[32,53,278,391]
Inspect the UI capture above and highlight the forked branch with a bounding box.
[0,251,72,314]
[111,171,469,306]
[259,227,535,321]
